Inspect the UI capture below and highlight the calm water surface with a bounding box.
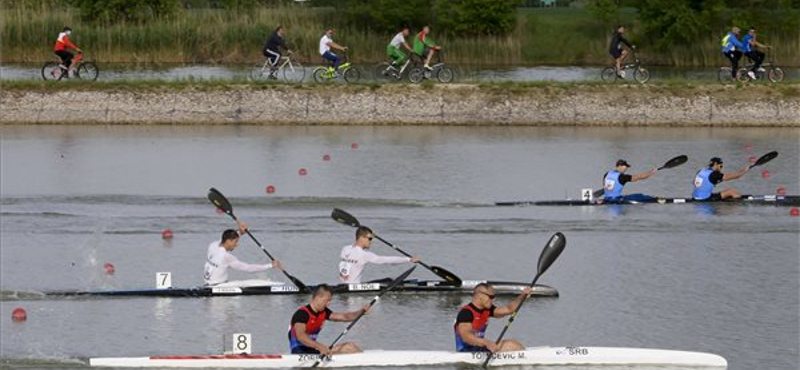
[1,126,798,370]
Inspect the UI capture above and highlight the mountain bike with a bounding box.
[407,51,454,83]
[250,51,305,83]
[601,51,649,84]
[312,53,361,83]
[41,52,99,81]
[736,49,784,83]
[373,53,420,82]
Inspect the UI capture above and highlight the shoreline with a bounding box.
[2,83,799,127]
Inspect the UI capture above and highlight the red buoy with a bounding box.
[11,307,27,322]
[104,262,115,275]
[351,143,359,150]
[265,185,276,194]
[299,168,308,176]
[777,186,787,195]
[761,170,770,179]
[322,154,331,161]
[161,229,173,239]
[790,208,800,217]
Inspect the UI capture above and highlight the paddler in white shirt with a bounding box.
[204,221,282,286]
[338,226,420,284]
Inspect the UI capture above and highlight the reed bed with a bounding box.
[1,3,797,67]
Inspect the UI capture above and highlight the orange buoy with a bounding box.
[161,229,173,239]
[11,307,27,322]
[761,170,770,179]
[299,168,308,176]
[265,185,276,194]
[790,208,799,217]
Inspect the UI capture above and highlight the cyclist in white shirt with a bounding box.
[387,27,412,67]
[204,221,282,286]
[319,29,348,73]
[339,226,420,284]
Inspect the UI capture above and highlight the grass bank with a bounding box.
[2,3,798,67]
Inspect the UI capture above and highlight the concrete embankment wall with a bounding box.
[2,84,799,126]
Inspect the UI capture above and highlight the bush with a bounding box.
[70,0,181,24]
[433,0,522,36]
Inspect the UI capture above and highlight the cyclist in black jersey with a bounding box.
[609,25,635,78]
[262,26,291,79]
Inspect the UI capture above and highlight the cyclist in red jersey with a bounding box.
[53,26,82,77]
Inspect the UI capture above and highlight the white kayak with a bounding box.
[90,346,727,368]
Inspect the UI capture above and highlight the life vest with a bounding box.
[288,305,328,350]
[693,168,716,200]
[454,304,492,351]
[603,170,624,199]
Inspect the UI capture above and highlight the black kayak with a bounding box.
[41,279,559,298]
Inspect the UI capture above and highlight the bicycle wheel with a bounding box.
[436,66,455,83]
[717,67,734,84]
[736,68,751,82]
[282,61,305,83]
[250,66,269,81]
[408,67,425,83]
[373,62,394,82]
[41,62,64,81]
[768,67,785,83]
[76,62,99,81]
[343,66,361,83]
[633,67,650,84]
[600,67,617,82]
[312,67,329,83]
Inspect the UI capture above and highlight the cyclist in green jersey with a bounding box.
[387,27,412,67]
[413,26,441,70]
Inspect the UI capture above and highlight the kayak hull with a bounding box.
[90,346,727,368]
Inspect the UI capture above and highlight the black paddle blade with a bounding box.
[537,232,566,276]
[658,155,688,170]
[331,208,360,228]
[208,188,233,216]
[751,151,778,168]
[430,265,462,285]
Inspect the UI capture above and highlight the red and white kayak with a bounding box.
[90,346,727,368]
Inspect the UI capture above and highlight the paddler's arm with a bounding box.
[329,305,370,322]
[457,322,499,353]
[293,323,332,356]
[630,167,657,182]
[493,287,533,316]
[722,167,749,181]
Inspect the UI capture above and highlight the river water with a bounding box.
[1,126,798,370]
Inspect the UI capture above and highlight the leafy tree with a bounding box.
[70,0,181,24]
[336,0,432,33]
[587,0,620,27]
[432,0,522,36]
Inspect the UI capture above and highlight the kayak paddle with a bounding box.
[749,151,778,169]
[207,187,309,293]
[593,154,689,199]
[483,232,566,368]
[331,208,462,286]
[312,265,417,367]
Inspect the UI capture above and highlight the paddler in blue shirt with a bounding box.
[601,159,657,202]
[692,157,749,201]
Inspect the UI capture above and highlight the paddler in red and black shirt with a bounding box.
[288,284,369,356]
[454,283,532,353]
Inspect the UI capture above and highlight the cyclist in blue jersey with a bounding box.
[742,27,770,80]
[692,157,749,201]
[601,159,657,202]
[721,27,745,79]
